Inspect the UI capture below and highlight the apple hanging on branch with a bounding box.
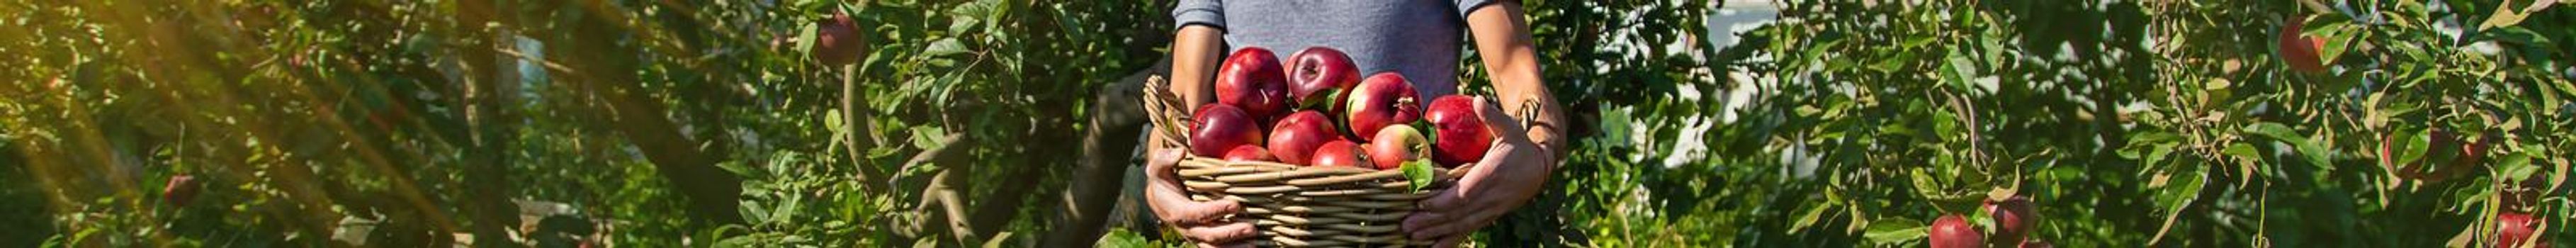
[1928,214,1984,248]
[2495,212,2547,248]
[2379,128,2486,182]
[1984,196,2038,246]
[2279,16,2331,74]
[810,11,868,66]
[164,174,200,207]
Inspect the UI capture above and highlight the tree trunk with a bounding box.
[1039,58,1167,245]
[539,4,743,225]
[451,0,524,244]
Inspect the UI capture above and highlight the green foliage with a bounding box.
[1729,0,2576,247]
[4,0,2571,247]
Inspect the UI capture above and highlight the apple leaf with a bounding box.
[1790,201,1836,232]
[1860,217,1928,244]
[796,23,820,56]
[2302,14,2358,68]
[1415,119,1437,142]
[1403,160,1435,193]
[1093,228,1148,247]
[2147,169,2205,245]
[2478,0,2557,31]
[2395,129,2431,169]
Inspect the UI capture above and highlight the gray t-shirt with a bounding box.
[1174,0,1505,98]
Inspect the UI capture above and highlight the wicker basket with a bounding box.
[1143,75,1459,247]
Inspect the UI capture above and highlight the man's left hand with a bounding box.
[1402,96,1555,247]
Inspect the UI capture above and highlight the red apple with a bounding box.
[2382,129,2480,181]
[2497,213,2548,248]
[1224,145,1275,162]
[1368,125,1430,170]
[1928,215,1982,248]
[1190,104,1264,157]
[2461,133,2491,168]
[1345,72,1421,141]
[1267,111,1341,165]
[2280,17,2328,74]
[1311,140,1367,169]
[164,174,200,206]
[1424,95,1491,167]
[814,11,869,66]
[1984,196,2037,245]
[1288,47,1360,113]
[1216,47,1291,120]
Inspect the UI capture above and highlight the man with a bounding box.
[1142,1,1568,247]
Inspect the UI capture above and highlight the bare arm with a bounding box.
[1145,24,1259,245]
[1465,2,1565,160]
[1170,26,1226,109]
[1401,4,1567,246]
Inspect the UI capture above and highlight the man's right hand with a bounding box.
[1144,142,1257,247]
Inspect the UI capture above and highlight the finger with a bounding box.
[1416,186,1464,211]
[1195,241,1255,248]
[1474,96,1531,145]
[1146,148,1221,225]
[1182,221,1259,244]
[1146,176,1240,225]
[1403,211,1453,241]
[1433,235,1467,248]
[1147,148,1186,179]
[1160,195,1242,226]
[1410,215,1473,241]
[1212,241,1255,248]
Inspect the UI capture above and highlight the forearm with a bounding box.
[1466,3,1566,162]
[1170,26,1226,108]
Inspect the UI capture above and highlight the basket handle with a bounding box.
[1141,75,1191,149]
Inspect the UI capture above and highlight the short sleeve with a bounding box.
[1455,0,1514,18]
[1174,0,1224,30]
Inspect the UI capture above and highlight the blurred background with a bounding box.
[1,0,2570,247]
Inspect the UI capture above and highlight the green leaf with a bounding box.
[2242,122,2332,168]
[2147,169,2205,244]
[2478,0,2555,30]
[947,1,991,33]
[1861,217,1928,244]
[1941,49,1975,92]
[741,198,772,225]
[1094,228,1150,247]
[910,125,949,149]
[922,38,966,58]
[1790,201,1836,232]
[2304,15,2361,67]
[1403,161,1435,193]
[797,23,820,56]
[825,110,847,137]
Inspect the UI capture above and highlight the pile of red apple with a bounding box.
[1931,196,2048,248]
[1188,47,1493,171]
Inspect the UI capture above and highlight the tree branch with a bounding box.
[1040,58,1165,244]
